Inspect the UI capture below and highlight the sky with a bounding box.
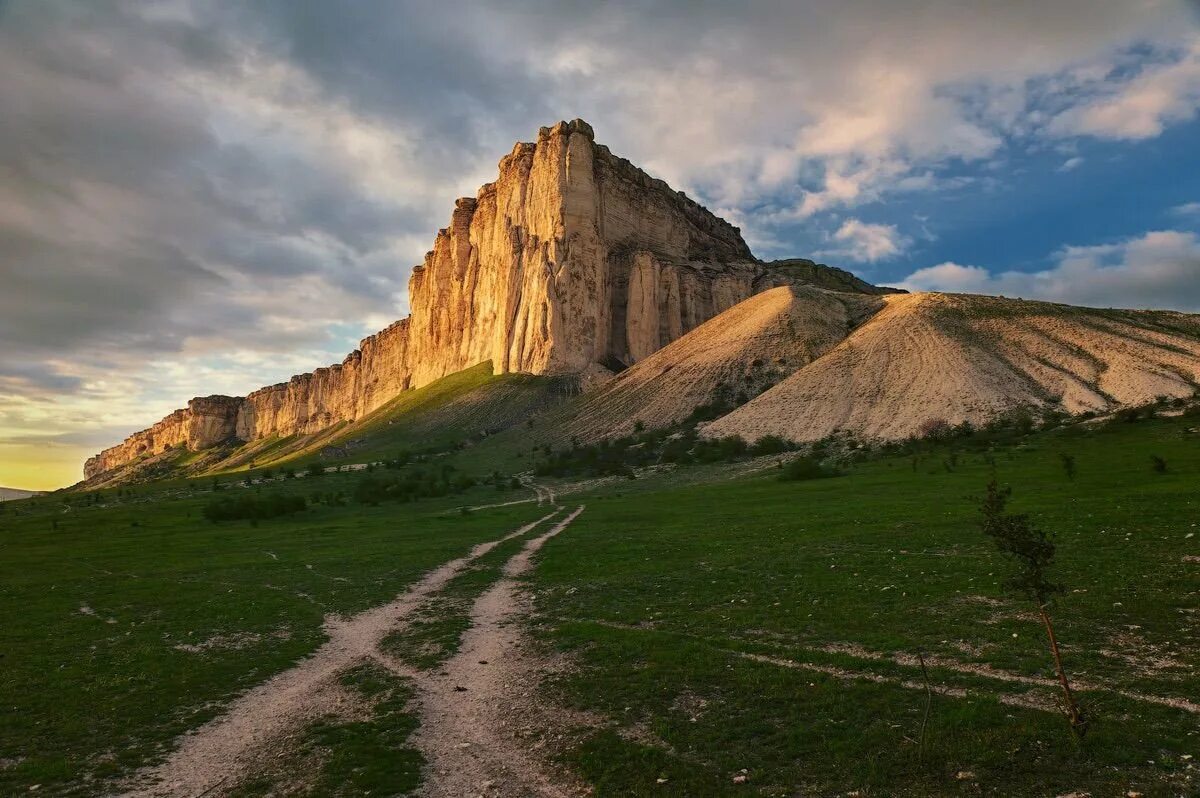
[2,0,1200,490]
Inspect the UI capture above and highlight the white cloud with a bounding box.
[1058,156,1085,171]
[564,5,1198,227]
[819,218,911,263]
[5,1,1200,484]
[1047,37,1200,140]
[900,229,1200,311]
[1171,201,1200,218]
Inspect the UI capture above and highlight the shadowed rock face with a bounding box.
[84,119,891,480]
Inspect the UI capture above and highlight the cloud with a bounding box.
[818,219,911,263]
[900,229,1200,311]
[1046,37,1200,140]
[1171,201,1200,218]
[1057,156,1085,171]
[2,0,1200,484]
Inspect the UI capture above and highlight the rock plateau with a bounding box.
[85,120,891,479]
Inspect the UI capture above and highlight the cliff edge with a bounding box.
[84,119,893,479]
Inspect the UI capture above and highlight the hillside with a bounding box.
[78,363,576,489]
[564,285,883,442]
[0,487,40,502]
[706,291,1200,442]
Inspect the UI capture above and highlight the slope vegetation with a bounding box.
[564,285,883,442]
[79,363,577,488]
[707,292,1200,442]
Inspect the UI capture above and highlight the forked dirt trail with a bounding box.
[408,506,590,798]
[120,510,561,798]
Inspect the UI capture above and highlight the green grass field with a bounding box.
[0,471,547,795]
[532,416,1200,796]
[2,408,1197,795]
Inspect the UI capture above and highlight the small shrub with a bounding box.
[750,435,792,456]
[306,462,325,477]
[203,493,306,523]
[1008,408,1035,435]
[918,418,951,439]
[1114,406,1142,424]
[978,480,1086,737]
[354,475,388,506]
[778,456,841,482]
[1059,453,1076,481]
[1150,455,1168,474]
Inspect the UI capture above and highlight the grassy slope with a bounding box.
[312,362,577,467]
[7,413,1199,795]
[531,416,1200,796]
[86,362,578,488]
[0,471,546,795]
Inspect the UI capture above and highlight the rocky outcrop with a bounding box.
[401,119,776,383]
[84,396,242,477]
[84,119,892,479]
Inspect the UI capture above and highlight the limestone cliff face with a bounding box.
[84,396,242,477]
[84,119,889,480]
[403,119,768,383]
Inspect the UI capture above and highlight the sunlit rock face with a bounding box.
[83,396,242,477]
[84,120,885,479]
[405,118,780,383]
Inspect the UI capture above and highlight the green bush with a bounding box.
[750,435,792,456]
[202,493,306,523]
[352,466,475,506]
[778,456,841,482]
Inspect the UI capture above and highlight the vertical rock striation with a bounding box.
[84,119,891,479]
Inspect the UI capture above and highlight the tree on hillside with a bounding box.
[978,479,1087,737]
[1059,453,1076,481]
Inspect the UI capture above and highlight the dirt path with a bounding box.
[530,482,556,506]
[119,510,561,798]
[404,506,590,798]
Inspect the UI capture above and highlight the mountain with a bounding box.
[704,291,1200,442]
[87,118,1200,485]
[84,119,893,480]
[0,487,40,502]
[563,285,884,442]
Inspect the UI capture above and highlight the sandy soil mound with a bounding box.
[565,285,884,442]
[705,292,1200,443]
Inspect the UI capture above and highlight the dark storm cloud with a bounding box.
[1,0,1198,413]
[0,0,449,397]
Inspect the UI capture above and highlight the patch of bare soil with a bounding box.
[118,511,561,798]
[405,506,592,798]
[1098,629,1193,679]
[783,643,1200,716]
[743,652,1059,713]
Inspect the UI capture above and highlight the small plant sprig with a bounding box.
[979,479,1087,737]
[1059,453,1076,481]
